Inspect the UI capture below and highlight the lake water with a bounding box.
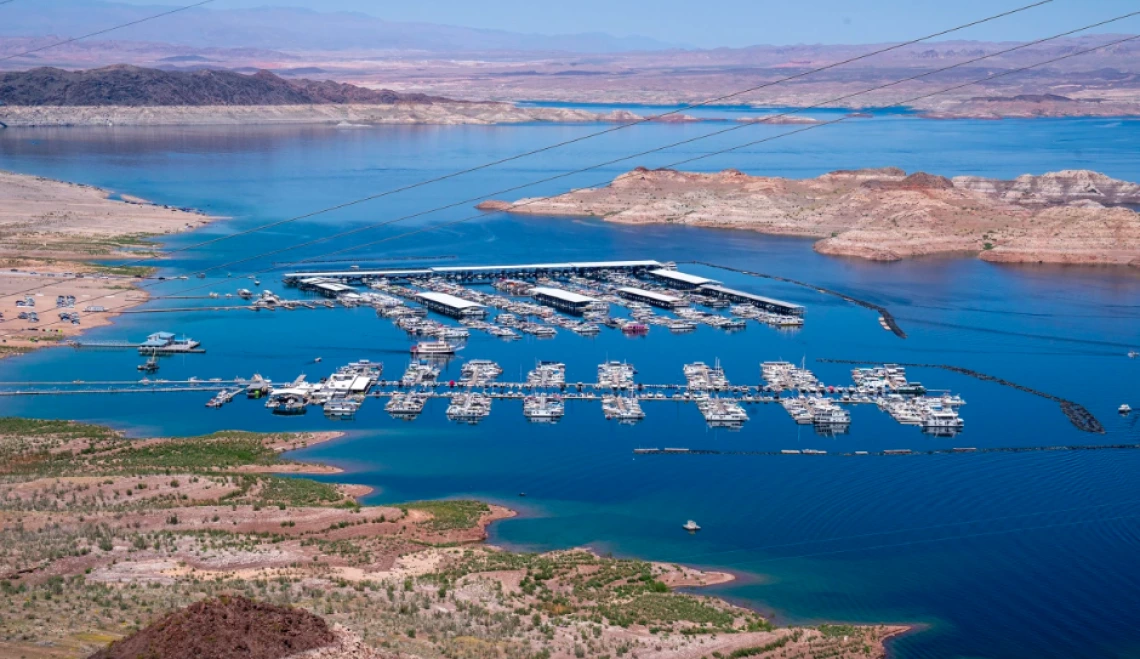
[1,109,1139,658]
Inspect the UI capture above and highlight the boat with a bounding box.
[597,361,636,389]
[206,388,238,408]
[921,407,964,429]
[812,406,851,426]
[461,359,503,385]
[323,397,361,417]
[401,361,440,385]
[682,520,701,532]
[137,351,159,373]
[411,340,457,355]
[446,393,492,424]
[245,374,270,398]
[1121,404,1133,414]
[523,395,565,422]
[386,392,428,418]
[602,395,645,422]
[1128,350,1138,358]
[527,361,566,387]
[698,397,749,427]
[621,322,649,335]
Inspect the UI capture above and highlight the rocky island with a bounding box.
[479,167,1140,266]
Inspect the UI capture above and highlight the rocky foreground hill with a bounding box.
[479,168,1140,266]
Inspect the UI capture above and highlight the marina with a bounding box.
[2,109,1137,659]
[0,357,972,435]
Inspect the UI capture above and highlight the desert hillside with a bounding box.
[0,65,450,106]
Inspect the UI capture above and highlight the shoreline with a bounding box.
[479,167,1140,267]
[0,418,912,657]
[0,169,224,356]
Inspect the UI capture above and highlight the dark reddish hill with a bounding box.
[0,65,453,106]
[88,595,336,659]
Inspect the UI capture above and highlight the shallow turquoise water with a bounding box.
[1,110,1139,658]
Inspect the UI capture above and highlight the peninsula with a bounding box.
[478,167,1140,266]
[0,419,907,658]
[0,169,218,354]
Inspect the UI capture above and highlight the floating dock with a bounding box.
[284,260,665,286]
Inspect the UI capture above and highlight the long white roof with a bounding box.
[617,286,683,303]
[649,268,719,286]
[699,284,803,310]
[285,260,662,279]
[532,286,597,304]
[416,291,485,309]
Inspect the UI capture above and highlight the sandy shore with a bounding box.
[0,170,222,354]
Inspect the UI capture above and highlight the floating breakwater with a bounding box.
[819,359,1104,433]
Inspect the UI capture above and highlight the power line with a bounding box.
[0,0,215,64]
[249,26,1140,270]
[5,23,1138,341]
[0,1,1050,280]
[0,2,1079,307]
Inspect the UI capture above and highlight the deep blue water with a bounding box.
[1,109,1139,658]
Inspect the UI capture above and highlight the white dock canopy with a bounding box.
[648,268,719,288]
[415,291,487,317]
[616,286,687,308]
[531,287,597,304]
[698,284,805,315]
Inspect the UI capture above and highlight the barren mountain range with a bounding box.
[478,168,1140,266]
[0,65,450,106]
[3,21,1139,117]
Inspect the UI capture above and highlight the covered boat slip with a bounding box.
[616,286,687,309]
[531,286,598,314]
[415,291,487,318]
[698,284,804,316]
[647,268,719,289]
[283,260,664,285]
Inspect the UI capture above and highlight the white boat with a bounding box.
[682,520,701,532]
[527,361,566,387]
[921,407,964,429]
[402,361,439,385]
[812,406,851,426]
[447,393,492,423]
[597,361,636,389]
[323,397,361,417]
[461,359,503,385]
[698,397,749,426]
[411,340,457,355]
[602,395,645,422]
[523,395,565,422]
[1120,404,1133,414]
[386,393,427,418]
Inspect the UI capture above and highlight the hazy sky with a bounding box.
[111,0,1140,48]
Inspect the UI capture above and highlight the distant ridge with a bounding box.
[0,65,453,106]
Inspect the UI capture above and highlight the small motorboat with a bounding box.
[1121,404,1133,415]
[682,520,701,532]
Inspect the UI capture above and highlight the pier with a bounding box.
[0,358,971,436]
[284,260,665,286]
